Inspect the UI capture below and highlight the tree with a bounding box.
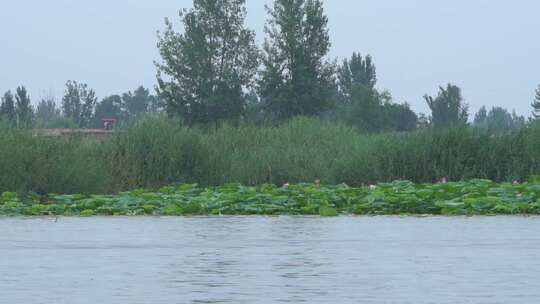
[424,84,468,128]
[62,81,81,125]
[335,53,417,132]
[156,0,259,126]
[0,91,16,123]
[337,53,376,103]
[339,88,417,132]
[36,98,61,123]
[532,84,540,119]
[94,95,123,128]
[336,53,382,131]
[474,106,488,125]
[259,0,335,120]
[62,81,97,128]
[80,87,97,128]
[15,86,34,127]
[122,86,156,121]
[474,106,525,134]
[383,101,418,132]
[417,113,430,129]
[340,84,384,132]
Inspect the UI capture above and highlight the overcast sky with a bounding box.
[0,0,539,116]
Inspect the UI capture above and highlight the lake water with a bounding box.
[1,216,539,303]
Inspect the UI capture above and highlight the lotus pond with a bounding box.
[3,178,540,217]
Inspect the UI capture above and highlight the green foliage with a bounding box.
[337,52,376,102]
[35,98,62,126]
[319,206,338,217]
[383,101,418,132]
[2,117,540,195]
[532,84,540,119]
[80,209,95,217]
[338,84,385,131]
[156,0,259,126]
[15,86,34,127]
[94,95,123,128]
[0,127,109,195]
[0,91,16,123]
[92,86,160,128]
[122,86,158,122]
[474,106,525,134]
[3,179,540,217]
[101,116,207,190]
[425,84,469,128]
[62,80,97,128]
[259,0,335,120]
[336,54,417,132]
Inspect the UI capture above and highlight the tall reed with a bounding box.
[1,118,539,194]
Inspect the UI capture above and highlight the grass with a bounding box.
[1,117,540,195]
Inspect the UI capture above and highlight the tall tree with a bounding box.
[0,91,16,123]
[15,86,33,127]
[335,53,416,132]
[156,0,259,125]
[474,106,488,125]
[340,85,384,132]
[424,84,468,128]
[383,101,418,132]
[36,98,61,123]
[532,84,540,119]
[474,106,524,134]
[80,86,97,128]
[337,53,376,103]
[62,81,97,128]
[62,81,81,125]
[94,95,123,128]
[259,0,335,120]
[339,88,417,132]
[122,86,155,121]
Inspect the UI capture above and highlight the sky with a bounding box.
[0,0,539,116]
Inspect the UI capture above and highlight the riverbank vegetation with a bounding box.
[1,117,540,195]
[2,0,540,199]
[3,178,540,217]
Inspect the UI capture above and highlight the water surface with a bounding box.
[1,216,539,303]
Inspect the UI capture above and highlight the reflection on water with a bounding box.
[1,216,540,303]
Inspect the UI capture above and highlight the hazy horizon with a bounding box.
[0,0,539,117]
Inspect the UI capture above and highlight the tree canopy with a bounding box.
[474,106,525,134]
[156,0,259,126]
[336,54,417,132]
[337,53,376,103]
[15,86,34,127]
[532,84,540,119]
[259,0,335,120]
[62,81,97,128]
[425,84,469,128]
[0,91,16,123]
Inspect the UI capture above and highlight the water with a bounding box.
[1,216,539,304]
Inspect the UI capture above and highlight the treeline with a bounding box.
[153,0,537,132]
[153,0,422,131]
[0,83,159,129]
[2,0,539,132]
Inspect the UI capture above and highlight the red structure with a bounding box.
[101,118,117,130]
